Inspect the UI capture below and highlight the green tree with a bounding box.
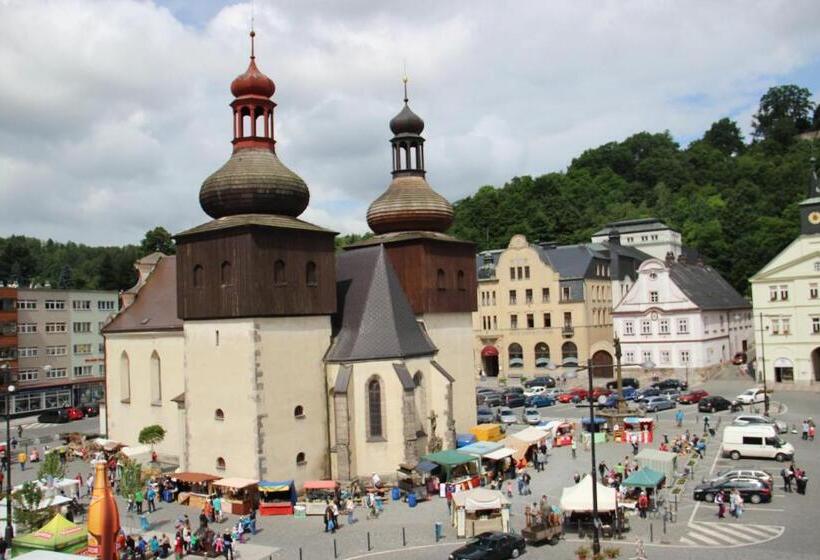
[12,481,53,532]
[37,450,66,480]
[140,227,175,256]
[138,425,166,448]
[702,118,745,155]
[118,457,143,500]
[753,84,815,141]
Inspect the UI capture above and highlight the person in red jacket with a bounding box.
[637,492,649,518]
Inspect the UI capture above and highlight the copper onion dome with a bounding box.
[199,30,309,219]
[389,103,424,135]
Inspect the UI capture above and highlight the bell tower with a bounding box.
[800,157,820,236]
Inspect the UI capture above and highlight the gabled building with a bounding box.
[750,160,820,385]
[592,218,683,262]
[613,253,751,382]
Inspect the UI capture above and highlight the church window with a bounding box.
[216,457,226,470]
[220,261,232,286]
[193,265,203,288]
[215,409,224,421]
[274,260,286,286]
[457,270,466,291]
[306,261,318,287]
[296,452,306,465]
[294,405,305,418]
[367,377,384,440]
[436,269,446,290]
[120,351,130,403]
[150,351,162,406]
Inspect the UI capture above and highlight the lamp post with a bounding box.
[758,313,770,416]
[0,364,14,543]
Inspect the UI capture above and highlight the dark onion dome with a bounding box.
[366,174,454,233]
[230,57,276,98]
[200,149,309,219]
[389,103,425,135]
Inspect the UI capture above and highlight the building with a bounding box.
[749,160,820,385]
[473,233,649,380]
[11,288,117,416]
[613,253,752,382]
[592,218,683,261]
[0,288,18,391]
[104,35,476,486]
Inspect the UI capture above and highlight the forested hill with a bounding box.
[451,85,820,294]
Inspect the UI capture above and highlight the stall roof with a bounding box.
[258,480,294,492]
[483,447,516,461]
[172,472,221,483]
[560,475,617,512]
[458,441,503,457]
[636,448,678,479]
[304,480,338,490]
[452,488,509,511]
[509,426,549,444]
[415,460,439,473]
[213,478,259,489]
[423,450,477,467]
[623,468,666,488]
[623,417,654,424]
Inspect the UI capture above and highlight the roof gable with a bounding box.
[668,262,749,310]
[103,256,183,333]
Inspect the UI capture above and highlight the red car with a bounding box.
[64,407,85,421]
[558,387,588,403]
[590,386,612,400]
[678,389,709,404]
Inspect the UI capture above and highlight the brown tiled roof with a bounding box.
[103,256,183,333]
[175,213,334,238]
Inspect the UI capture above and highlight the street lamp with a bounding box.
[758,313,770,416]
[0,363,14,543]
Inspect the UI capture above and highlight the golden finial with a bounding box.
[402,60,409,103]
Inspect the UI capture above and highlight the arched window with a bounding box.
[274,260,286,286]
[367,377,384,439]
[535,343,550,368]
[216,457,226,470]
[193,265,203,288]
[220,261,232,286]
[119,351,131,402]
[437,269,446,291]
[296,452,306,465]
[150,351,162,405]
[508,343,524,368]
[306,261,318,287]
[562,342,579,365]
[457,270,466,291]
[294,405,304,418]
[215,408,224,421]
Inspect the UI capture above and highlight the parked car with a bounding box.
[634,387,660,402]
[605,377,640,390]
[659,388,681,401]
[477,407,495,424]
[590,386,611,400]
[449,531,526,560]
[523,385,547,398]
[733,414,788,433]
[523,376,556,389]
[642,396,676,412]
[693,478,772,504]
[652,379,688,391]
[497,407,518,425]
[732,352,747,365]
[698,395,733,413]
[523,407,542,425]
[558,387,587,403]
[82,403,100,417]
[502,393,526,408]
[721,425,794,462]
[678,389,709,404]
[525,394,556,408]
[37,409,70,424]
[735,387,765,405]
[478,391,504,407]
[65,407,85,421]
[542,388,565,399]
[704,468,774,488]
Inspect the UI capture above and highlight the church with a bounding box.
[103,32,477,486]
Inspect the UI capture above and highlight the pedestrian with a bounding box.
[522,471,532,496]
[571,439,577,459]
[150,535,160,558]
[16,425,22,440]
[734,491,744,518]
[703,416,710,434]
[345,497,356,525]
[213,495,223,522]
[810,423,816,441]
[782,465,793,492]
[517,471,524,495]
[324,501,335,533]
[135,488,144,513]
[0,536,8,560]
[637,491,649,519]
[17,451,26,471]
[598,461,607,479]
[222,530,233,560]
[87,473,94,496]
[716,491,726,518]
[249,507,257,534]
[146,485,157,513]
[505,480,513,499]
[675,409,684,428]
[446,484,453,513]
[211,535,223,559]
[573,471,581,484]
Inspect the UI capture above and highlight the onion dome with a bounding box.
[367,174,454,233]
[389,103,424,135]
[231,58,275,98]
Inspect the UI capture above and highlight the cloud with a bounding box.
[0,0,819,244]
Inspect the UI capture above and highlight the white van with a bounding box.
[721,425,794,462]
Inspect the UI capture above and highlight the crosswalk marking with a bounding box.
[680,521,784,548]
[685,530,723,546]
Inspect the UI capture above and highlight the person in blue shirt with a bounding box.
[146,485,157,513]
[150,535,160,557]
[675,409,684,428]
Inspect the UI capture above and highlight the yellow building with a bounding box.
[473,234,648,381]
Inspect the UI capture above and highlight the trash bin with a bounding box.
[391,487,401,501]
[796,477,808,495]
[434,521,443,541]
[408,493,417,507]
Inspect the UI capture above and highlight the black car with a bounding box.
[37,409,70,424]
[523,376,556,389]
[693,478,772,504]
[478,391,504,407]
[652,379,688,391]
[606,377,640,390]
[82,403,100,417]
[450,532,526,560]
[698,395,732,413]
[502,393,526,408]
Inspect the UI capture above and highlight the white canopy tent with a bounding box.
[451,488,511,537]
[509,426,549,445]
[560,475,617,512]
[483,447,516,461]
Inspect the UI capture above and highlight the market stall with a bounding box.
[213,477,259,515]
[396,461,435,501]
[301,480,340,516]
[481,447,516,487]
[560,475,626,537]
[258,480,297,516]
[172,472,220,509]
[423,450,480,489]
[12,514,87,553]
[622,467,666,508]
[19,478,81,500]
[636,448,677,480]
[451,488,510,538]
[508,427,549,461]
[616,417,655,444]
[580,417,608,444]
[457,433,478,448]
[553,421,575,447]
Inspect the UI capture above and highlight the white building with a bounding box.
[592,218,683,262]
[613,254,752,382]
[749,164,820,386]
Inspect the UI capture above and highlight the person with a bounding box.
[694,439,706,459]
[146,485,157,513]
[675,409,684,428]
[782,465,793,492]
[150,535,160,558]
[324,501,336,533]
[249,507,257,534]
[522,470,532,495]
[345,497,356,525]
[571,439,577,459]
[17,451,26,471]
[573,471,581,484]
[222,530,234,560]
[802,420,810,440]
[734,490,744,518]
[715,490,726,518]
[637,491,649,519]
[598,461,608,479]
[703,416,710,434]
[505,480,513,499]
[136,536,147,560]
[0,536,7,560]
[809,422,816,441]
[535,448,545,472]
[16,425,22,440]
[795,467,808,495]
[371,472,382,488]
[517,470,525,495]
[213,495,223,522]
[445,484,453,513]
[160,534,171,558]
[212,535,223,559]
[135,488,144,513]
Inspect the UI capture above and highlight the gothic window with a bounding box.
[437,269,446,290]
[367,377,384,439]
[274,259,286,286]
[193,265,203,288]
[119,351,130,403]
[457,270,466,291]
[220,261,232,286]
[150,351,162,405]
[306,261,318,287]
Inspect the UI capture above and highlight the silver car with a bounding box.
[523,407,542,425]
[643,396,677,412]
[733,414,787,433]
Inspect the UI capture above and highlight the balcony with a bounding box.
[562,325,575,338]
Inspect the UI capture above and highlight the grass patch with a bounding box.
[676,477,687,485]
[671,487,682,495]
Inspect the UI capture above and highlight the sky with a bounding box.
[1,0,819,246]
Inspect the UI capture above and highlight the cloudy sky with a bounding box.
[1,0,819,245]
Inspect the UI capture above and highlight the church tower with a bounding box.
[174,32,335,484]
[799,157,820,235]
[349,81,477,434]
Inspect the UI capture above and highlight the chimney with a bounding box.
[121,253,165,310]
[677,253,688,264]
[665,251,675,266]
[608,228,621,246]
